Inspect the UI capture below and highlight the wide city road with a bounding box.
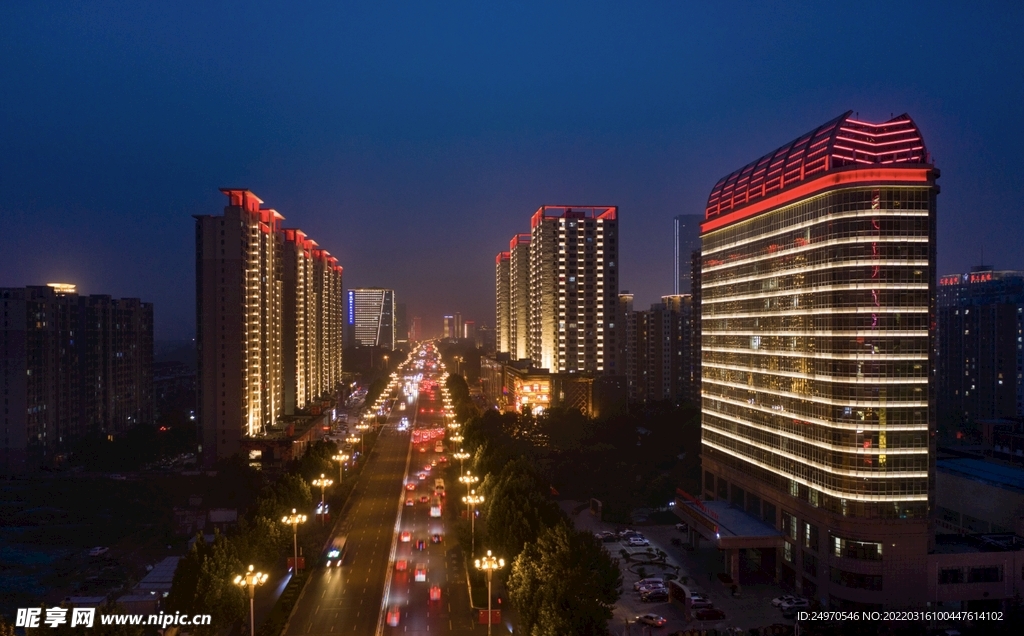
[285,345,480,636]
[380,354,478,634]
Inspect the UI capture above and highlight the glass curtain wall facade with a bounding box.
[700,112,939,609]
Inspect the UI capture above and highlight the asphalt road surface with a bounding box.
[286,350,482,636]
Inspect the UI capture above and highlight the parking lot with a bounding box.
[562,503,794,634]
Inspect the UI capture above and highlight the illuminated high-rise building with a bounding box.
[696,112,938,608]
[442,315,456,340]
[509,233,531,361]
[196,190,284,463]
[196,189,344,465]
[495,251,511,353]
[528,206,619,373]
[674,214,703,294]
[347,288,395,350]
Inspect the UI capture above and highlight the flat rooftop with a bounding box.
[134,556,180,593]
[932,533,1024,555]
[674,495,783,548]
[936,457,1024,495]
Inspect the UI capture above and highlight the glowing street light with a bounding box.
[312,474,333,524]
[475,550,505,635]
[331,453,350,484]
[346,434,362,457]
[234,565,269,636]
[281,509,307,572]
[462,489,484,558]
[453,450,470,476]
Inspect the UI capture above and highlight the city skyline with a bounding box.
[3,2,1024,341]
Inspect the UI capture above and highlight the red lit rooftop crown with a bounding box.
[703,111,933,232]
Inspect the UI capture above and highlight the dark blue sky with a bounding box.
[2,1,1022,340]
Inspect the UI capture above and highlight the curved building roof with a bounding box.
[704,111,930,223]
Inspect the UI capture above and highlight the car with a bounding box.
[406,482,417,490]
[634,577,665,591]
[423,464,432,472]
[637,583,665,594]
[386,606,400,626]
[771,594,799,608]
[675,522,689,532]
[395,559,407,571]
[636,613,667,626]
[429,585,442,601]
[418,472,428,480]
[641,591,669,603]
[405,497,414,506]
[419,446,427,453]
[432,533,442,543]
[430,459,437,467]
[629,537,650,546]
[416,539,425,550]
[780,598,810,611]
[420,495,430,503]
[401,531,411,542]
[414,564,427,582]
[694,608,726,621]
[438,456,448,463]
[690,599,714,610]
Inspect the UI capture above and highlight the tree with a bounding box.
[508,522,621,636]
[484,457,560,563]
[166,532,244,634]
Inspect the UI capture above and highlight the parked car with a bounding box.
[771,594,800,608]
[629,537,651,547]
[694,608,726,621]
[780,598,810,611]
[641,590,669,603]
[636,613,667,626]
[690,599,713,610]
[634,577,665,591]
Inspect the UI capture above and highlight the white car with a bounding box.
[628,537,650,547]
[634,577,665,591]
[771,594,798,607]
[780,598,810,610]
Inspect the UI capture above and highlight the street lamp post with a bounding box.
[346,435,361,458]
[462,489,484,558]
[475,550,505,636]
[453,450,470,477]
[312,474,333,525]
[458,471,478,506]
[331,453,350,484]
[356,423,369,451]
[281,509,307,572]
[234,565,269,636]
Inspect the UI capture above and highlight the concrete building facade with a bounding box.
[1,284,153,472]
[937,267,1024,437]
[528,206,619,374]
[509,233,531,361]
[495,251,511,354]
[196,189,344,466]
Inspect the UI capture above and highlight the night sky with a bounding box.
[2,2,1023,341]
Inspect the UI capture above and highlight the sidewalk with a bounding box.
[560,501,792,633]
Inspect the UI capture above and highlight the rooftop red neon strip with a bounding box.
[705,112,929,221]
[700,167,933,234]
